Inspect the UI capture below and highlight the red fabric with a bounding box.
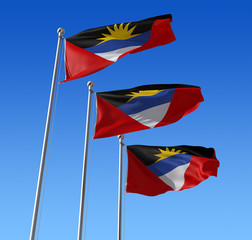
[126,149,173,196]
[129,18,176,55]
[181,155,220,191]
[93,95,149,139]
[155,88,204,128]
[62,41,113,83]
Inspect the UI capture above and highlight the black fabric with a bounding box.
[67,14,172,49]
[96,84,200,107]
[127,145,215,166]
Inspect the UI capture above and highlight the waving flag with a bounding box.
[94,84,204,139]
[62,14,175,82]
[126,145,220,196]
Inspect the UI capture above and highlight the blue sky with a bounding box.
[0,1,252,239]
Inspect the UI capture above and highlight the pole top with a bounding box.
[87,81,94,88]
[118,135,124,140]
[57,28,65,36]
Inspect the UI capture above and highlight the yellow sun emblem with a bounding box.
[97,23,140,44]
[154,148,187,163]
[126,90,163,102]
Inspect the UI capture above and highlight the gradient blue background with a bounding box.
[1,1,251,239]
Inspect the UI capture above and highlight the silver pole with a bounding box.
[77,81,94,240]
[29,28,65,240]
[117,135,124,240]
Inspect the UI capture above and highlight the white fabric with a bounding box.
[95,45,141,62]
[129,102,170,128]
[159,163,190,191]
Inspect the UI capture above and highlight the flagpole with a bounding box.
[29,28,65,240]
[77,81,94,240]
[117,135,124,240]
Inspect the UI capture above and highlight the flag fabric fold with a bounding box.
[93,84,204,139]
[126,145,220,196]
[62,14,175,82]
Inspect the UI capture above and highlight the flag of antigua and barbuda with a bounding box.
[94,84,204,139]
[62,14,176,82]
[126,145,220,196]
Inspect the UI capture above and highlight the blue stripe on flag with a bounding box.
[118,88,175,115]
[85,31,151,53]
[147,154,192,177]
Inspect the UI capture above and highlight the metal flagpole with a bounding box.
[77,81,94,240]
[29,28,65,240]
[117,135,125,240]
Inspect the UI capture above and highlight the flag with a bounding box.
[62,14,175,83]
[126,145,220,196]
[94,84,204,139]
